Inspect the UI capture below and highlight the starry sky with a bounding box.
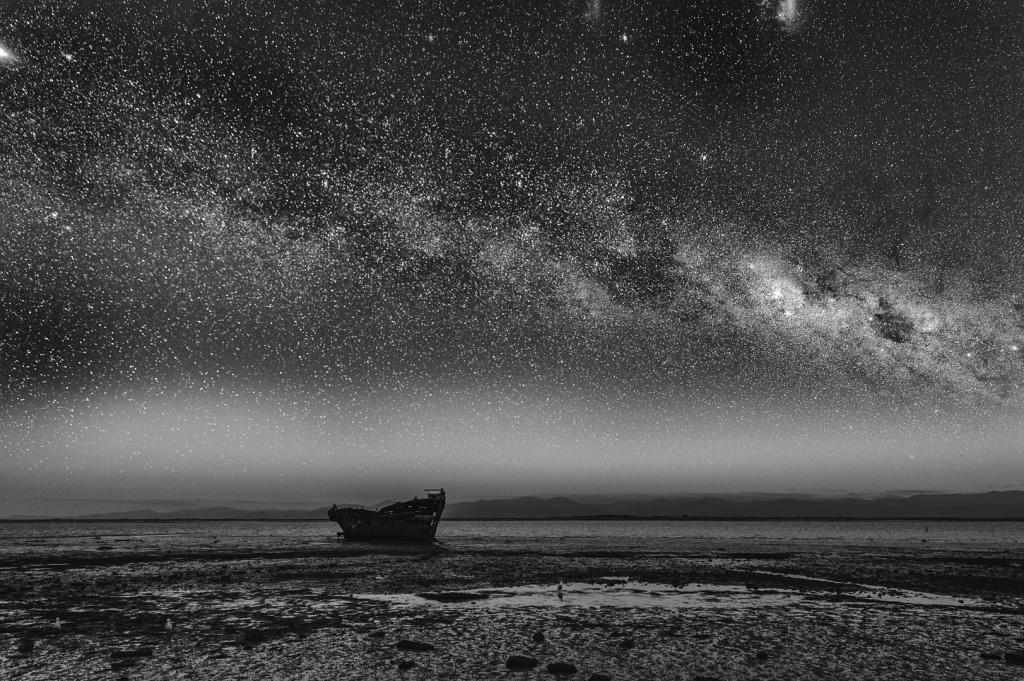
[2,1,1024,513]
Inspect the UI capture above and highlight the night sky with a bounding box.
[2,1,1024,514]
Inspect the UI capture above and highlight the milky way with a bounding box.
[2,1,1023,504]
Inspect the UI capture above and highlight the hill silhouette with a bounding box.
[4,491,1023,521]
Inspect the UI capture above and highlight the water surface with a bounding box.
[0,519,1019,564]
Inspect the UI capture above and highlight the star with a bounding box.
[0,42,18,64]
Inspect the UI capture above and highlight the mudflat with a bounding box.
[2,524,1023,680]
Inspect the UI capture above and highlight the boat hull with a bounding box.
[328,491,445,542]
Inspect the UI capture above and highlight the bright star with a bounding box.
[0,43,17,64]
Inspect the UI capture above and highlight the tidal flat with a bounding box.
[1,521,1023,680]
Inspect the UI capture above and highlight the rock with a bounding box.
[588,674,612,681]
[16,637,34,655]
[506,655,539,670]
[755,650,770,661]
[367,629,386,638]
[110,647,154,659]
[1006,651,1024,665]
[397,659,416,670]
[237,629,268,644]
[395,639,435,652]
[547,661,578,675]
[619,638,635,649]
[532,631,546,643]
[980,651,1003,661]
[110,659,138,672]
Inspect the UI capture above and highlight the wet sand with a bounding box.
[2,526,1024,680]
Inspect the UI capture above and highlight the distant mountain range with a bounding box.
[444,491,1024,519]
[4,491,1024,520]
[2,506,329,521]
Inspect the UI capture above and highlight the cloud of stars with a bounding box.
[2,0,1023,502]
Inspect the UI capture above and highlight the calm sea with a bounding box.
[1,519,1020,564]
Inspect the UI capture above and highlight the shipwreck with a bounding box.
[328,489,446,542]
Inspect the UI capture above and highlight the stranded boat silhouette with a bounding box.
[328,489,446,542]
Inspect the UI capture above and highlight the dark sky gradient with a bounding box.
[2,1,1024,512]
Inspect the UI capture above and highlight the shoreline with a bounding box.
[3,525,1023,679]
[5,515,1024,523]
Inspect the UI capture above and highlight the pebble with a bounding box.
[532,631,546,643]
[397,659,416,670]
[506,655,539,669]
[588,674,612,681]
[16,637,34,655]
[1006,651,1024,666]
[237,629,268,644]
[547,661,578,675]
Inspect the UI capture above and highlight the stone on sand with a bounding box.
[547,661,578,675]
[506,655,539,669]
[237,629,268,644]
